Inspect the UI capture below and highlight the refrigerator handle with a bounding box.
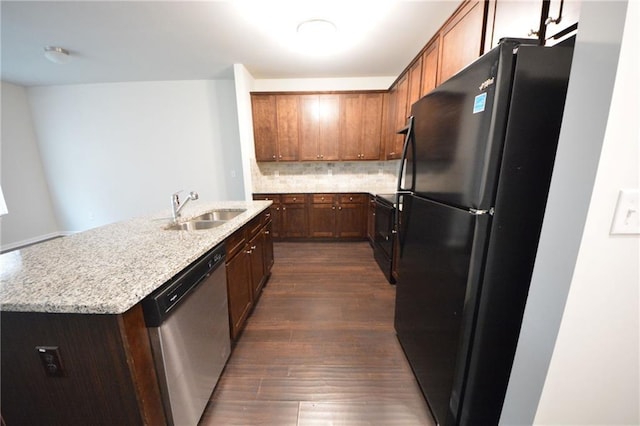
[396,115,415,193]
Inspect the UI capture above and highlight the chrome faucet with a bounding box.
[171,190,199,222]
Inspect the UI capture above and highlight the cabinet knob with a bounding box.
[283,207,286,210]
[338,206,342,210]
[279,155,283,159]
[251,245,257,250]
[264,230,270,235]
[272,155,276,159]
[332,206,336,210]
[293,197,297,201]
[528,29,539,37]
[245,249,253,254]
[320,154,324,159]
[349,197,353,201]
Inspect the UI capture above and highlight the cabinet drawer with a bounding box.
[282,194,305,204]
[262,208,272,226]
[340,194,366,204]
[253,193,281,202]
[247,215,263,237]
[226,228,246,260]
[312,194,335,204]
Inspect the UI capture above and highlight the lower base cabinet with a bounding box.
[225,208,273,340]
[254,193,368,240]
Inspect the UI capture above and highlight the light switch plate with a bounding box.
[611,189,640,235]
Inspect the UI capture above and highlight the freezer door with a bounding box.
[394,195,489,425]
[410,41,518,210]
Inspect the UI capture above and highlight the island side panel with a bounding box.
[117,303,167,426]
[1,311,145,425]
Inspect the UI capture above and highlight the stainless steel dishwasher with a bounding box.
[142,242,230,426]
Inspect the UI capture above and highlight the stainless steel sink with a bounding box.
[192,209,246,221]
[165,220,226,231]
[164,209,246,231]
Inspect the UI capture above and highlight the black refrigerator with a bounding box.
[394,39,574,425]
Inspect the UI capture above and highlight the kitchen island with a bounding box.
[0,200,271,425]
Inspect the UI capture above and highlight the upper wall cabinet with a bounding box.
[485,0,581,49]
[340,92,385,161]
[251,91,386,162]
[299,94,340,161]
[438,0,486,84]
[252,94,299,161]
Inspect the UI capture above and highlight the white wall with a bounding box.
[534,0,639,422]
[253,76,395,92]
[501,1,638,424]
[27,79,245,232]
[233,64,257,201]
[0,81,60,250]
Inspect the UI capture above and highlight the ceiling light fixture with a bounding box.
[296,19,337,36]
[44,46,71,64]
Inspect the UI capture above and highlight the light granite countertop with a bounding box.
[0,200,271,315]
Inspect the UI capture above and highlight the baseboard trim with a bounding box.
[1,231,74,253]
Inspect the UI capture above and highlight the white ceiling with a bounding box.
[0,1,460,87]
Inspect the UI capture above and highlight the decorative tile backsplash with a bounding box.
[251,160,400,194]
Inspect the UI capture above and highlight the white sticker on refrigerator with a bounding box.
[473,93,487,114]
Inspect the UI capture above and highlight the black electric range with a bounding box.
[373,194,397,284]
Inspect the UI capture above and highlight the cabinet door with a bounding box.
[226,251,253,340]
[248,231,266,297]
[337,195,367,238]
[487,0,543,49]
[361,93,384,160]
[276,95,300,161]
[420,39,440,97]
[309,194,337,238]
[388,74,409,160]
[251,94,278,161]
[407,57,423,112]
[263,221,274,272]
[340,93,364,161]
[299,95,320,161]
[282,195,307,238]
[439,0,485,84]
[367,195,376,244]
[385,85,398,159]
[318,94,340,161]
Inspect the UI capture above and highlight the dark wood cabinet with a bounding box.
[367,195,376,245]
[263,220,274,271]
[225,238,253,340]
[420,38,440,97]
[254,193,368,240]
[299,94,340,161]
[438,0,486,84]
[407,57,423,114]
[339,92,384,160]
[251,94,300,162]
[252,91,384,163]
[387,74,409,160]
[251,94,278,162]
[309,194,337,237]
[225,225,253,340]
[281,194,308,238]
[336,194,367,238]
[225,209,273,340]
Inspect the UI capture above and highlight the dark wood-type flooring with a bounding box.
[200,241,435,425]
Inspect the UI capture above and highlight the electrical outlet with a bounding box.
[36,346,65,377]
